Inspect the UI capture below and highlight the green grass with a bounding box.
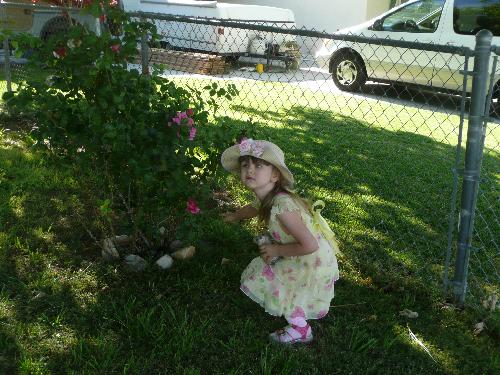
[1,74,499,374]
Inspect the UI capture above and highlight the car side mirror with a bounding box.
[369,19,383,31]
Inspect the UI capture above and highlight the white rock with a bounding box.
[124,254,147,272]
[155,254,174,269]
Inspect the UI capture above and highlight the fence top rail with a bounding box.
[0,2,475,57]
[0,1,81,12]
[131,11,473,57]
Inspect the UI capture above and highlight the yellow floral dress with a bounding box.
[240,193,340,320]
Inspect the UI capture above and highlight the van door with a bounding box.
[363,0,446,86]
[431,0,500,92]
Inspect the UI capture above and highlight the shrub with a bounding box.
[3,2,242,246]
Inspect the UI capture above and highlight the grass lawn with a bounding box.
[0,73,499,374]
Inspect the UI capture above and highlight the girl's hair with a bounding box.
[239,155,311,224]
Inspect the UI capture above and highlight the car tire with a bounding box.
[40,17,75,42]
[330,51,367,92]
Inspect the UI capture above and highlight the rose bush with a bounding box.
[3,2,243,246]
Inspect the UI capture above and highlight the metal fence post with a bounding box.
[3,37,12,92]
[452,30,492,305]
[140,16,150,75]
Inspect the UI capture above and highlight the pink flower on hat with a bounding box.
[238,138,251,154]
[238,138,264,158]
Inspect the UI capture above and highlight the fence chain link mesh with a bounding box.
[0,6,498,308]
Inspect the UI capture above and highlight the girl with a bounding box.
[221,138,340,345]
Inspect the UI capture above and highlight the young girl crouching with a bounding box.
[221,139,340,345]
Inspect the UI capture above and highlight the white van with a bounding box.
[316,0,500,97]
[0,0,296,58]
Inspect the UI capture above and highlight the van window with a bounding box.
[379,0,445,33]
[453,0,500,36]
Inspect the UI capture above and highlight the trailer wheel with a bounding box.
[40,17,76,42]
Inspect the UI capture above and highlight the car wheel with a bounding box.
[40,17,74,42]
[330,51,367,92]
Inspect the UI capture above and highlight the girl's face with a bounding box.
[239,156,280,198]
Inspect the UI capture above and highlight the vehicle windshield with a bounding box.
[453,0,500,36]
[380,0,445,32]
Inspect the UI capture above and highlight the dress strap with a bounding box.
[312,200,340,255]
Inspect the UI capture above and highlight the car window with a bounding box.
[380,0,445,33]
[453,0,500,36]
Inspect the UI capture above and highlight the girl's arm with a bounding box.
[260,211,318,259]
[222,204,258,223]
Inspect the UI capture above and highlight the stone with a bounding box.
[124,254,147,272]
[221,257,231,265]
[169,239,183,250]
[399,309,418,319]
[102,238,120,261]
[113,235,131,246]
[155,254,174,270]
[171,245,195,260]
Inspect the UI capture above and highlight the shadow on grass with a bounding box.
[0,112,498,373]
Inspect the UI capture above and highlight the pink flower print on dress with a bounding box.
[262,265,275,281]
[290,306,306,319]
[272,231,281,242]
[272,289,280,297]
[314,257,322,268]
[324,278,335,291]
[241,284,250,293]
[317,310,328,319]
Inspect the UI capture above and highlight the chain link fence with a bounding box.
[0,5,498,308]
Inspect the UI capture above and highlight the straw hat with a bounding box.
[221,139,294,188]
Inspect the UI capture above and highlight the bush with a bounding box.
[3,2,242,246]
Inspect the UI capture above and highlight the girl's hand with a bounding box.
[222,212,239,223]
[259,244,280,262]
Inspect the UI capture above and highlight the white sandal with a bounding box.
[269,325,313,345]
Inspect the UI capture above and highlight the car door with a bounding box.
[361,0,446,87]
[431,0,500,92]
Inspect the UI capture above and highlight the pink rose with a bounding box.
[187,118,194,126]
[110,44,121,53]
[261,265,275,281]
[188,127,197,141]
[186,108,194,117]
[53,47,66,59]
[178,111,188,120]
[186,198,200,214]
